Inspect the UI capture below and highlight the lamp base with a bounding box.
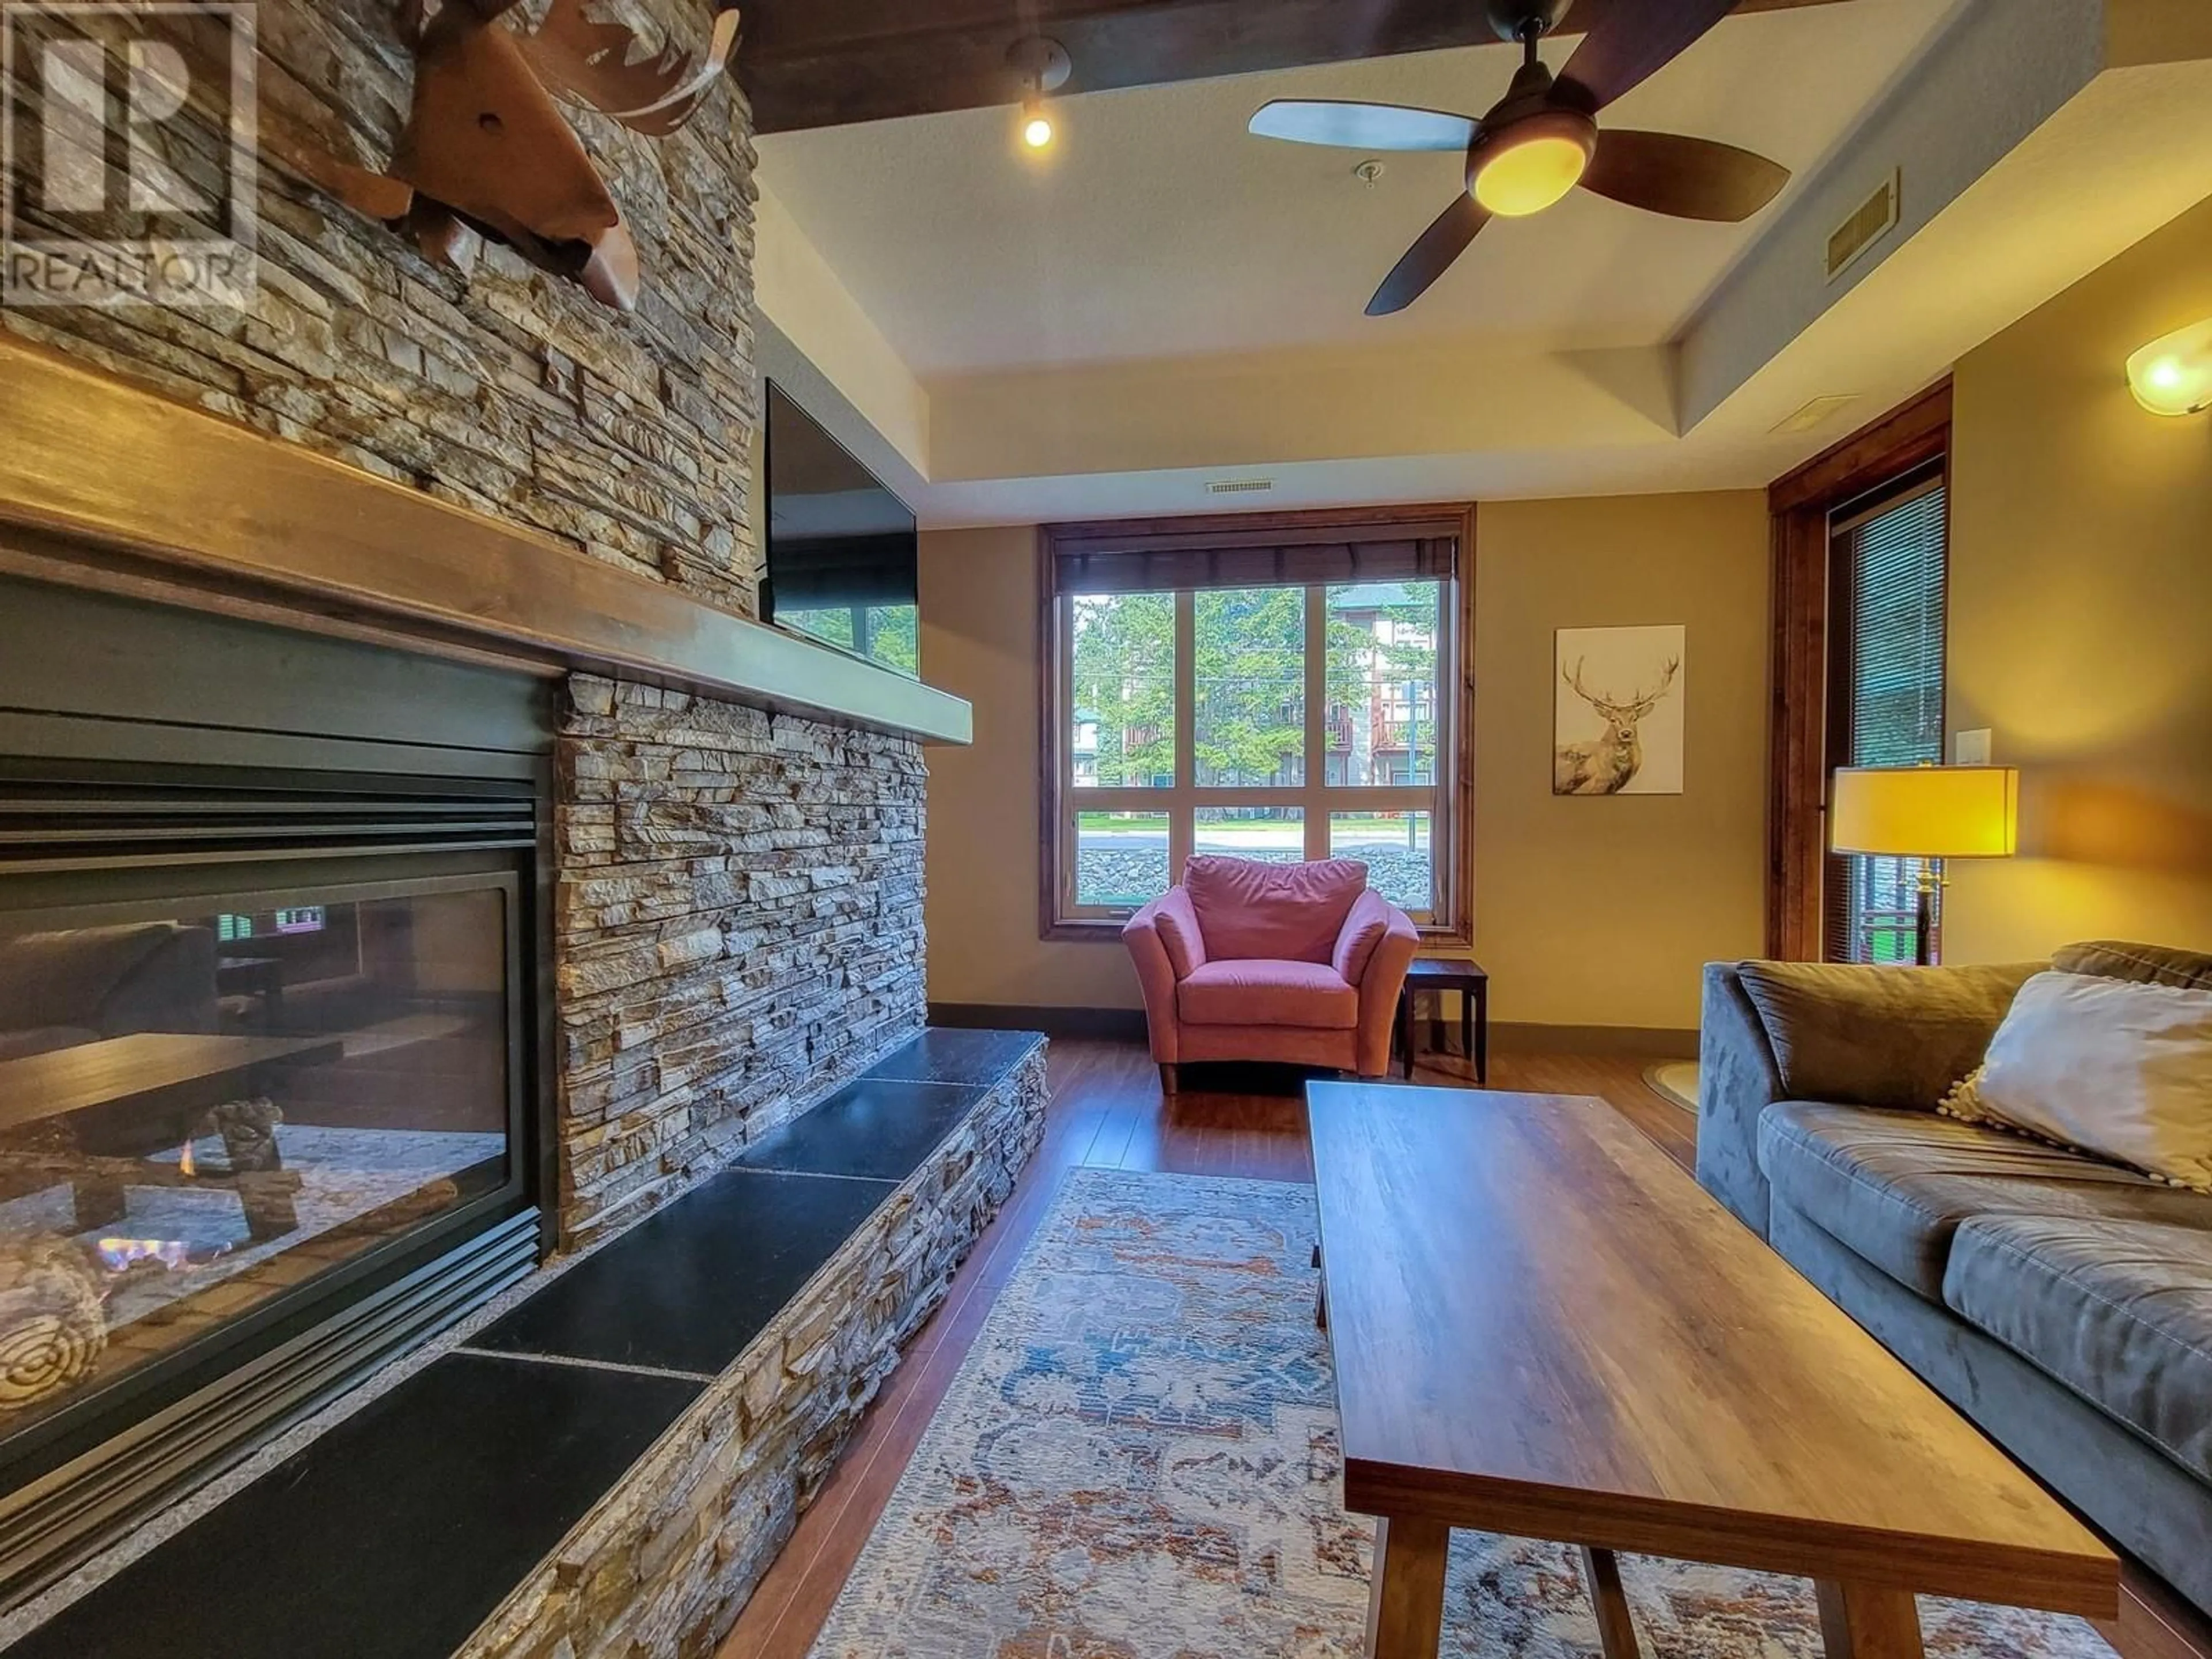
[1914,863,1940,967]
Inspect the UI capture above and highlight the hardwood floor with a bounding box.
[716,1037,2210,1659]
[717,1040,1689,1659]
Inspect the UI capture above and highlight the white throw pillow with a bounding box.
[1970,969,2212,1193]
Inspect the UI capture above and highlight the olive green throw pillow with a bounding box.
[2054,940,2212,991]
[1736,960,2041,1112]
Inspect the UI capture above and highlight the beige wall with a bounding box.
[1944,195,2212,963]
[922,493,1772,1030]
[922,526,1145,1010]
[1473,495,1771,1028]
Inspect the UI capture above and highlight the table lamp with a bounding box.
[1828,764,2019,965]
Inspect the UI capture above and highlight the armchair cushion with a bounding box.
[1153,886,1208,980]
[1177,959,1358,1029]
[1332,889,1393,986]
[1184,855,1366,964]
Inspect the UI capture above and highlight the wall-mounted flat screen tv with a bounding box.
[764,380,919,679]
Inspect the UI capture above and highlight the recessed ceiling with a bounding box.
[757,0,1962,380]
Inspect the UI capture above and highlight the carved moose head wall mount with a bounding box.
[286,0,739,312]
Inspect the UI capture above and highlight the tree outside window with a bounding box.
[1059,579,1452,925]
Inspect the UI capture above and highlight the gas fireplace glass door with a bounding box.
[0,866,524,1443]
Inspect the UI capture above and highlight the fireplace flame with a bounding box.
[179,1139,197,1178]
[96,1238,195,1272]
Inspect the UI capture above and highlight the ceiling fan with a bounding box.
[1249,0,1791,316]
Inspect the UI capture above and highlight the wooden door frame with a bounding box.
[1766,381,1952,960]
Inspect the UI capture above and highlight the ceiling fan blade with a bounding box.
[1581,130,1790,222]
[1368,194,1491,317]
[1250,100,1478,154]
[1553,0,1737,113]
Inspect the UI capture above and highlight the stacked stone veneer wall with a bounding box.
[1,0,762,612]
[0,0,941,1248]
[558,675,929,1249]
[460,1043,1049,1659]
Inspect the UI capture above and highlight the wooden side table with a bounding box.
[1396,957,1489,1084]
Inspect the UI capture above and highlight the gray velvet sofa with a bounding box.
[0,921,219,1060]
[1698,941,2212,1617]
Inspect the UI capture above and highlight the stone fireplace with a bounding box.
[0,585,556,1595]
[0,1,1001,1647]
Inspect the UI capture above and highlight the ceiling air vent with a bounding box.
[1827,171,1899,283]
[1206,479,1275,497]
[1771,395,1861,436]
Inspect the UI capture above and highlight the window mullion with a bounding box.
[1173,590,1196,884]
[1304,585,1328,861]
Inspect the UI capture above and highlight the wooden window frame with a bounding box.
[1766,382,1952,960]
[1037,504,1477,946]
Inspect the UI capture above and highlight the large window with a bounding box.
[1824,471,1949,962]
[1042,510,1471,938]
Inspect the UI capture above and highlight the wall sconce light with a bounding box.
[1008,37,1071,154]
[2127,316,2212,416]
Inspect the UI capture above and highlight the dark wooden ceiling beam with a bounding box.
[740,0,1854,135]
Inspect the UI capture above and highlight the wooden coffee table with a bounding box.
[1305,1083,2119,1659]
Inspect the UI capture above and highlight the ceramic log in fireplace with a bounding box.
[0,577,556,1600]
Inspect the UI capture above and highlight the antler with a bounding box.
[1624,657,1681,717]
[1566,654,1601,707]
[521,2,740,138]
[1562,657,1614,717]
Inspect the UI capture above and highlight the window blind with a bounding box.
[1052,527,1460,597]
[1845,481,1948,770]
[1826,476,1948,963]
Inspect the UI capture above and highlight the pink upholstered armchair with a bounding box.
[1123,855,1420,1092]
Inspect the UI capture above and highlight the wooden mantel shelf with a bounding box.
[0,338,972,747]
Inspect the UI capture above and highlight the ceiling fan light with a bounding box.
[1469,115,1596,218]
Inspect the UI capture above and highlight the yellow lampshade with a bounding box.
[1830,765,2020,859]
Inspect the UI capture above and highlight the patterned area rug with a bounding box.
[810,1168,2114,1659]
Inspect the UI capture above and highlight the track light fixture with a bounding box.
[1008,36,1071,155]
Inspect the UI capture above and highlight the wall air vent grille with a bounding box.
[1206,479,1275,497]
[1827,171,1900,282]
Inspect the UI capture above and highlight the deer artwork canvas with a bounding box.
[1554,625,1687,796]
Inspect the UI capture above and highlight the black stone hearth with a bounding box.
[9,1029,1044,1659]
[467,1169,895,1375]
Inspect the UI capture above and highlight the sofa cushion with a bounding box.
[1736,960,2038,1112]
[1945,1215,2212,1484]
[1758,1101,2212,1301]
[0,1025,92,1062]
[2056,940,2212,992]
[1176,959,1358,1029]
[1183,857,1366,965]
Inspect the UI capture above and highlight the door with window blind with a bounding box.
[1824,467,1949,962]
